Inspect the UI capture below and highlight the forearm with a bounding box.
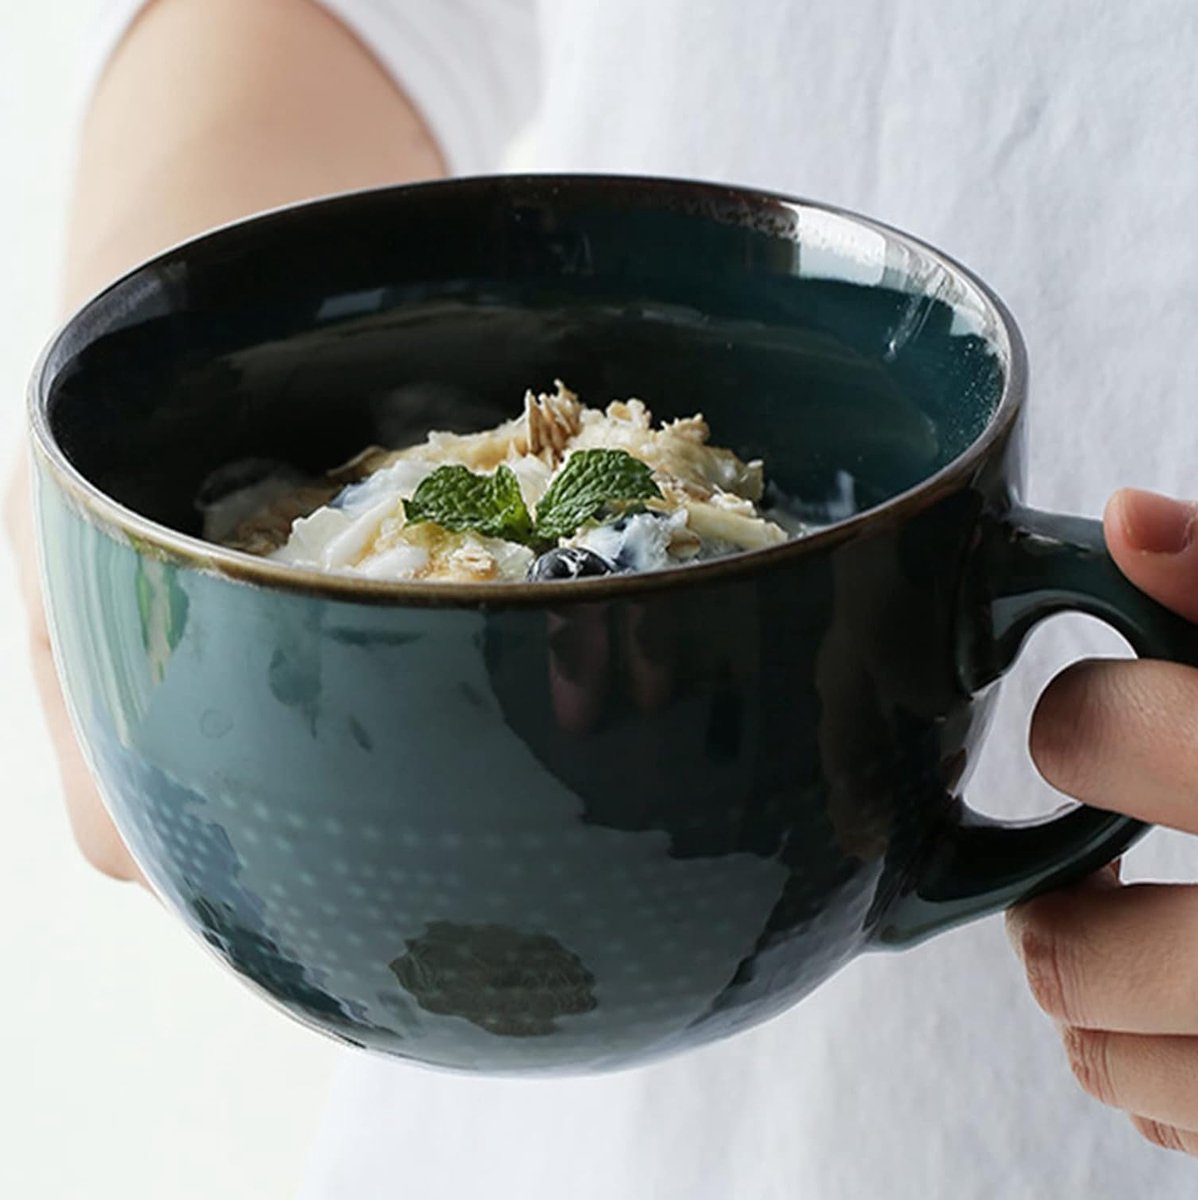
[25,0,445,883]
[64,0,445,311]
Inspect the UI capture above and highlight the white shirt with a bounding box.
[91,3,1198,1196]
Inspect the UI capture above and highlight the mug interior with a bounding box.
[37,176,1013,546]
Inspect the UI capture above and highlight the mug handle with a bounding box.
[877,505,1198,946]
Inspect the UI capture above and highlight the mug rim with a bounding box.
[28,172,1028,608]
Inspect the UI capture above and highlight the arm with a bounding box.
[67,0,445,308]
[8,0,446,881]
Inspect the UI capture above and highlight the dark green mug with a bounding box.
[30,175,1198,1073]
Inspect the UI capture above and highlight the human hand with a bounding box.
[1008,488,1198,1152]
[5,454,142,883]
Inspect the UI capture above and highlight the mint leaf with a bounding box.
[534,449,661,542]
[406,463,534,543]
[403,450,661,550]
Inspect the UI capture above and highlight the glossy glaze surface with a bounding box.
[32,177,1192,1073]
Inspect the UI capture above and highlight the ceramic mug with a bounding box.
[29,175,1198,1073]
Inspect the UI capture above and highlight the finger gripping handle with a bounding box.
[879,506,1198,946]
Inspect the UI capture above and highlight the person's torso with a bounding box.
[303,4,1198,1197]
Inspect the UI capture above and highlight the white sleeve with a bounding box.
[80,0,541,174]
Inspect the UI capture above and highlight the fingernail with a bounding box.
[1118,489,1197,554]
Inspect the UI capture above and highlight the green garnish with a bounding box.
[533,449,661,541]
[404,463,534,544]
[405,449,662,549]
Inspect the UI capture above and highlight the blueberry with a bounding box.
[527,547,617,581]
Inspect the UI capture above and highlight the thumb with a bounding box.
[1104,489,1198,623]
